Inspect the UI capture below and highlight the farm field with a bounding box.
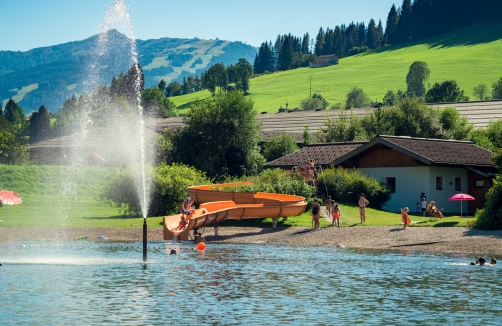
[172,23,502,113]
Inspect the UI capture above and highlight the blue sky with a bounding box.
[0,0,398,51]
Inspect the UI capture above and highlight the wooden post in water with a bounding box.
[143,218,147,262]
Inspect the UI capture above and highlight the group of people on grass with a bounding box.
[417,197,444,219]
[311,193,369,229]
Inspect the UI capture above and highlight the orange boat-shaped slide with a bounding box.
[163,182,308,240]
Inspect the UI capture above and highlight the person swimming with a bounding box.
[490,258,497,265]
[170,248,177,255]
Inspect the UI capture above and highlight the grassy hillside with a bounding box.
[172,23,502,113]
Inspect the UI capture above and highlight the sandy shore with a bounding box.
[1,225,502,256]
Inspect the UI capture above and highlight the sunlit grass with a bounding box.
[171,23,502,114]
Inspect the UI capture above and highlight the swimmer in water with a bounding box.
[170,248,177,255]
[478,257,486,266]
[490,258,497,265]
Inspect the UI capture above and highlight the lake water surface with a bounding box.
[1,242,501,325]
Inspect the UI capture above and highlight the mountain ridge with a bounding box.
[0,29,256,113]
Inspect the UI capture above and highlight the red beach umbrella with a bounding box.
[448,193,475,217]
[0,190,22,205]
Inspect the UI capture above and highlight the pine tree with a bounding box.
[315,27,325,56]
[385,4,399,44]
[396,0,412,43]
[366,19,378,49]
[301,33,310,54]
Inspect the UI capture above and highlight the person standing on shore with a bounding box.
[401,207,411,229]
[325,196,333,216]
[358,193,369,224]
[331,203,341,227]
[420,197,427,217]
[312,199,321,229]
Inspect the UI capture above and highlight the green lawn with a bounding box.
[0,165,475,229]
[171,23,502,114]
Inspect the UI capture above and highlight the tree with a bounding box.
[0,119,29,165]
[474,148,502,230]
[203,63,228,96]
[263,132,299,162]
[345,87,370,108]
[28,105,51,142]
[0,102,3,116]
[302,125,311,148]
[171,92,264,178]
[473,84,489,100]
[141,88,177,118]
[321,109,362,142]
[361,107,394,138]
[4,98,26,128]
[312,93,329,109]
[492,77,502,99]
[158,79,167,92]
[165,81,182,97]
[439,107,473,140]
[234,58,253,94]
[396,0,412,43]
[385,4,399,44]
[406,61,430,97]
[382,90,400,106]
[425,80,469,103]
[300,97,324,111]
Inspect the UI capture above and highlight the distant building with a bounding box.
[310,54,339,68]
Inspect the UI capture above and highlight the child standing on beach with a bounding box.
[401,207,411,229]
[331,203,341,227]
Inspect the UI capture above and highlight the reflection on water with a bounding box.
[1,242,502,325]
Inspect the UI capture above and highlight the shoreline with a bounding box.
[1,226,502,256]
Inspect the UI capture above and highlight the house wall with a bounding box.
[359,166,468,214]
[358,147,420,167]
[467,170,491,211]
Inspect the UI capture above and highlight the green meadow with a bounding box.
[172,23,502,113]
[0,165,475,229]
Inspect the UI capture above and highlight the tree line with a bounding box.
[159,58,253,97]
[253,0,502,74]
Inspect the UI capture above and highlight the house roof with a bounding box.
[265,141,367,169]
[332,135,494,168]
[316,54,339,59]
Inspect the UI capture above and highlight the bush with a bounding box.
[101,163,210,216]
[345,87,370,108]
[317,167,391,208]
[263,132,299,162]
[474,149,502,230]
[300,96,324,111]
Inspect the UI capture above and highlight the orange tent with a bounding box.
[0,190,22,205]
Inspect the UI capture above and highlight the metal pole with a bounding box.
[142,218,147,262]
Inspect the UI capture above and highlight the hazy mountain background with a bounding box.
[0,29,256,113]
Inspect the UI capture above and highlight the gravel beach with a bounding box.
[1,225,501,256]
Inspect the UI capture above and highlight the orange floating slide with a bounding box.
[163,182,307,240]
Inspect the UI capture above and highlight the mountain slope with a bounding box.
[0,30,256,113]
[171,23,502,113]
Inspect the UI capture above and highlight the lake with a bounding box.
[1,242,501,325]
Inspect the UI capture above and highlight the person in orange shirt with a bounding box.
[401,207,412,229]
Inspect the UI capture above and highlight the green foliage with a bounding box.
[141,88,177,117]
[492,77,502,99]
[0,129,29,164]
[165,81,182,97]
[28,105,51,142]
[150,163,210,215]
[485,119,502,149]
[473,84,489,100]
[4,99,26,131]
[171,92,264,179]
[312,93,329,109]
[202,63,228,96]
[302,125,311,148]
[425,80,469,103]
[474,149,502,230]
[263,132,299,162]
[406,61,430,97]
[317,167,391,209]
[382,90,400,106]
[439,107,473,140]
[213,169,316,202]
[345,87,370,108]
[361,107,394,138]
[319,109,362,142]
[300,96,324,111]
[232,58,253,95]
[100,163,210,216]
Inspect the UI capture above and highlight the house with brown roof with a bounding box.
[332,135,497,214]
[264,141,367,169]
[310,54,339,68]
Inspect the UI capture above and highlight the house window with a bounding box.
[436,176,443,190]
[386,177,396,193]
[455,178,462,191]
[475,179,484,188]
